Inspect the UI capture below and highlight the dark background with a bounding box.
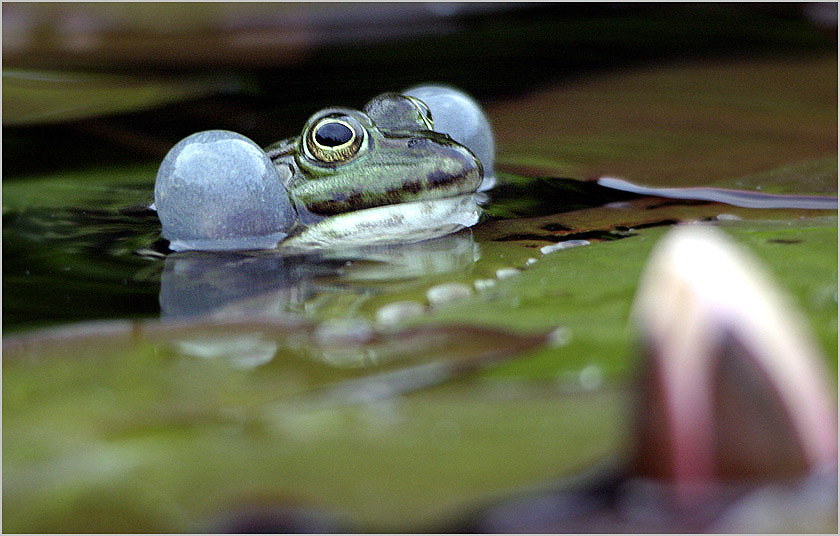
[4,3,836,177]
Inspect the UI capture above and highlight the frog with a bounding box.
[154,85,494,252]
[264,91,484,222]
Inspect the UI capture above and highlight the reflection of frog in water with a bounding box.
[159,231,481,368]
[154,85,494,252]
[159,230,480,319]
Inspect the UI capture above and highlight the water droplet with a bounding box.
[426,282,473,307]
[495,267,520,279]
[540,240,590,255]
[474,278,496,291]
[578,365,603,390]
[175,336,277,369]
[375,301,425,326]
[548,326,572,347]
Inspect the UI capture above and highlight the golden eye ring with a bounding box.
[305,116,365,163]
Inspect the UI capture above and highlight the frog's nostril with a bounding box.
[407,137,437,150]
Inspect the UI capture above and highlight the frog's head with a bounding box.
[267,93,483,218]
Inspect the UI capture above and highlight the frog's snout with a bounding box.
[404,84,495,190]
[407,134,484,195]
[438,143,483,190]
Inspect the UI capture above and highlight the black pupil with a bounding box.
[315,122,353,147]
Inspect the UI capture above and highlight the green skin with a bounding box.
[264,93,483,218]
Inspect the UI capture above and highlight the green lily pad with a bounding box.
[718,156,839,195]
[4,317,629,533]
[408,217,838,380]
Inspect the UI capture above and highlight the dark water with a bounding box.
[4,168,836,333]
[1,174,595,330]
[3,4,833,178]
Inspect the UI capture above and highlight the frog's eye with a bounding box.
[304,115,365,164]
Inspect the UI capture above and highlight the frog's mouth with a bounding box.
[280,193,482,251]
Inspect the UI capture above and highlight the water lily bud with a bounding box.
[154,130,295,251]
[631,226,837,504]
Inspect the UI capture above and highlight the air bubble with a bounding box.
[154,130,296,251]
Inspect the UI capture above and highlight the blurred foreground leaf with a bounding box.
[3,317,630,533]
